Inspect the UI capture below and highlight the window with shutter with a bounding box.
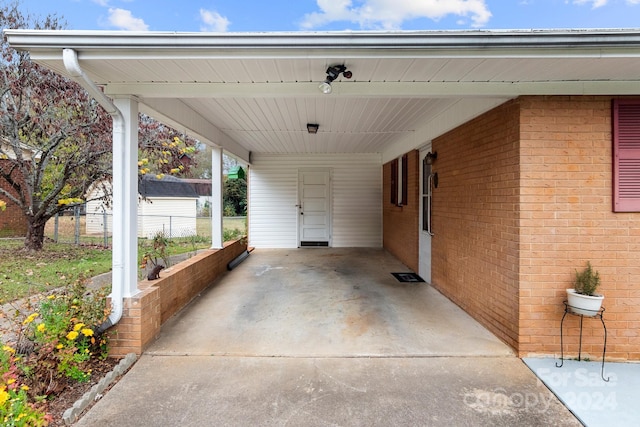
[612,100,640,212]
[401,153,408,205]
[390,158,398,205]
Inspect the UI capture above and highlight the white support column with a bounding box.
[112,98,140,298]
[211,146,224,249]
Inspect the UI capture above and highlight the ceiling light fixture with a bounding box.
[307,123,319,134]
[319,64,352,94]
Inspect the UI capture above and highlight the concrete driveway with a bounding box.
[75,248,580,426]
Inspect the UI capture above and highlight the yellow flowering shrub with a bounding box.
[56,197,84,206]
[0,277,110,424]
[0,346,51,426]
[22,313,38,325]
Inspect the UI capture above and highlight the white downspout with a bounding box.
[63,48,125,331]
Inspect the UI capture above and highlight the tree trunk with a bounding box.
[24,218,46,251]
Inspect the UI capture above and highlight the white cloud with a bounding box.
[301,0,492,30]
[571,0,608,8]
[199,9,230,32]
[92,0,110,6]
[107,8,149,31]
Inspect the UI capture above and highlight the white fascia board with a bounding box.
[6,28,640,55]
[106,80,640,99]
[139,98,250,163]
[6,31,640,80]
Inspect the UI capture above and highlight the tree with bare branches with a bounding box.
[1,1,112,250]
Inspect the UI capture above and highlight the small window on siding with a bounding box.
[390,158,398,204]
[612,100,640,212]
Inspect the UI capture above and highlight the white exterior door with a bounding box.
[298,169,332,247]
[419,147,433,282]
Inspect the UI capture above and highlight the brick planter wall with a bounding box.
[108,239,248,358]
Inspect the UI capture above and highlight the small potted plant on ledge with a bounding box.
[566,261,604,316]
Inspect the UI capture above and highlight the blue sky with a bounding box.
[19,0,640,32]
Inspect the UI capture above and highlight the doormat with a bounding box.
[391,272,425,283]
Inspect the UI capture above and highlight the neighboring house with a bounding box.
[7,29,639,360]
[0,138,41,237]
[0,158,28,237]
[86,175,198,238]
[181,178,213,215]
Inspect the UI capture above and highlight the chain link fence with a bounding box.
[45,205,246,247]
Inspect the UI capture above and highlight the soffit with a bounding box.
[6,29,640,161]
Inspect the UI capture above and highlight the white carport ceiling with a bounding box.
[6,29,640,163]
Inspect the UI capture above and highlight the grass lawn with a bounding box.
[1,216,246,303]
[0,239,112,304]
[222,216,246,233]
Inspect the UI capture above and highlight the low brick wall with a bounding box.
[108,239,247,358]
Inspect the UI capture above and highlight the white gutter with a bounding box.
[7,28,640,50]
[62,48,124,331]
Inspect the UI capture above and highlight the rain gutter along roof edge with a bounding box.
[5,28,640,51]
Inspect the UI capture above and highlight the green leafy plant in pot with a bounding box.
[566,261,604,316]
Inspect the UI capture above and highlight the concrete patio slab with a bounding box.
[75,248,581,425]
[75,355,580,427]
[147,248,513,358]
[524,358,640,427]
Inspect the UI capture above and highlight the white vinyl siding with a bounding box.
[138,197,197,238]
[85,184,111,235]
[85,184,197,238]
[249,153,382,248]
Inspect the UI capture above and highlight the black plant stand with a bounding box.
[556,301,609,382]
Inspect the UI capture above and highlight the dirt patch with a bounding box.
[45,357,120,426]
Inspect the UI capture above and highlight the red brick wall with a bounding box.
[519,96,640,361]
[428,96,640,360]
[109,238,248,357]
[431,100,521,349]
[383,150,419,272]
[0,160,27,237]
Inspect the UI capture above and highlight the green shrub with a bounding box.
[574,261,601,296]
[139,231,170,270]
[0,345,51,426]
[223,228,243,242]
[0,276,110,422]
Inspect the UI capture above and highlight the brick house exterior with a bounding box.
[384,95,640,360]
[383,150,420,273]
[7,29,640,360]
[0,159,27,237]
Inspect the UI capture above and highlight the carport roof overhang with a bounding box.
[6,29,640,163]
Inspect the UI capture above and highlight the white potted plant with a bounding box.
[566,261,604,316]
